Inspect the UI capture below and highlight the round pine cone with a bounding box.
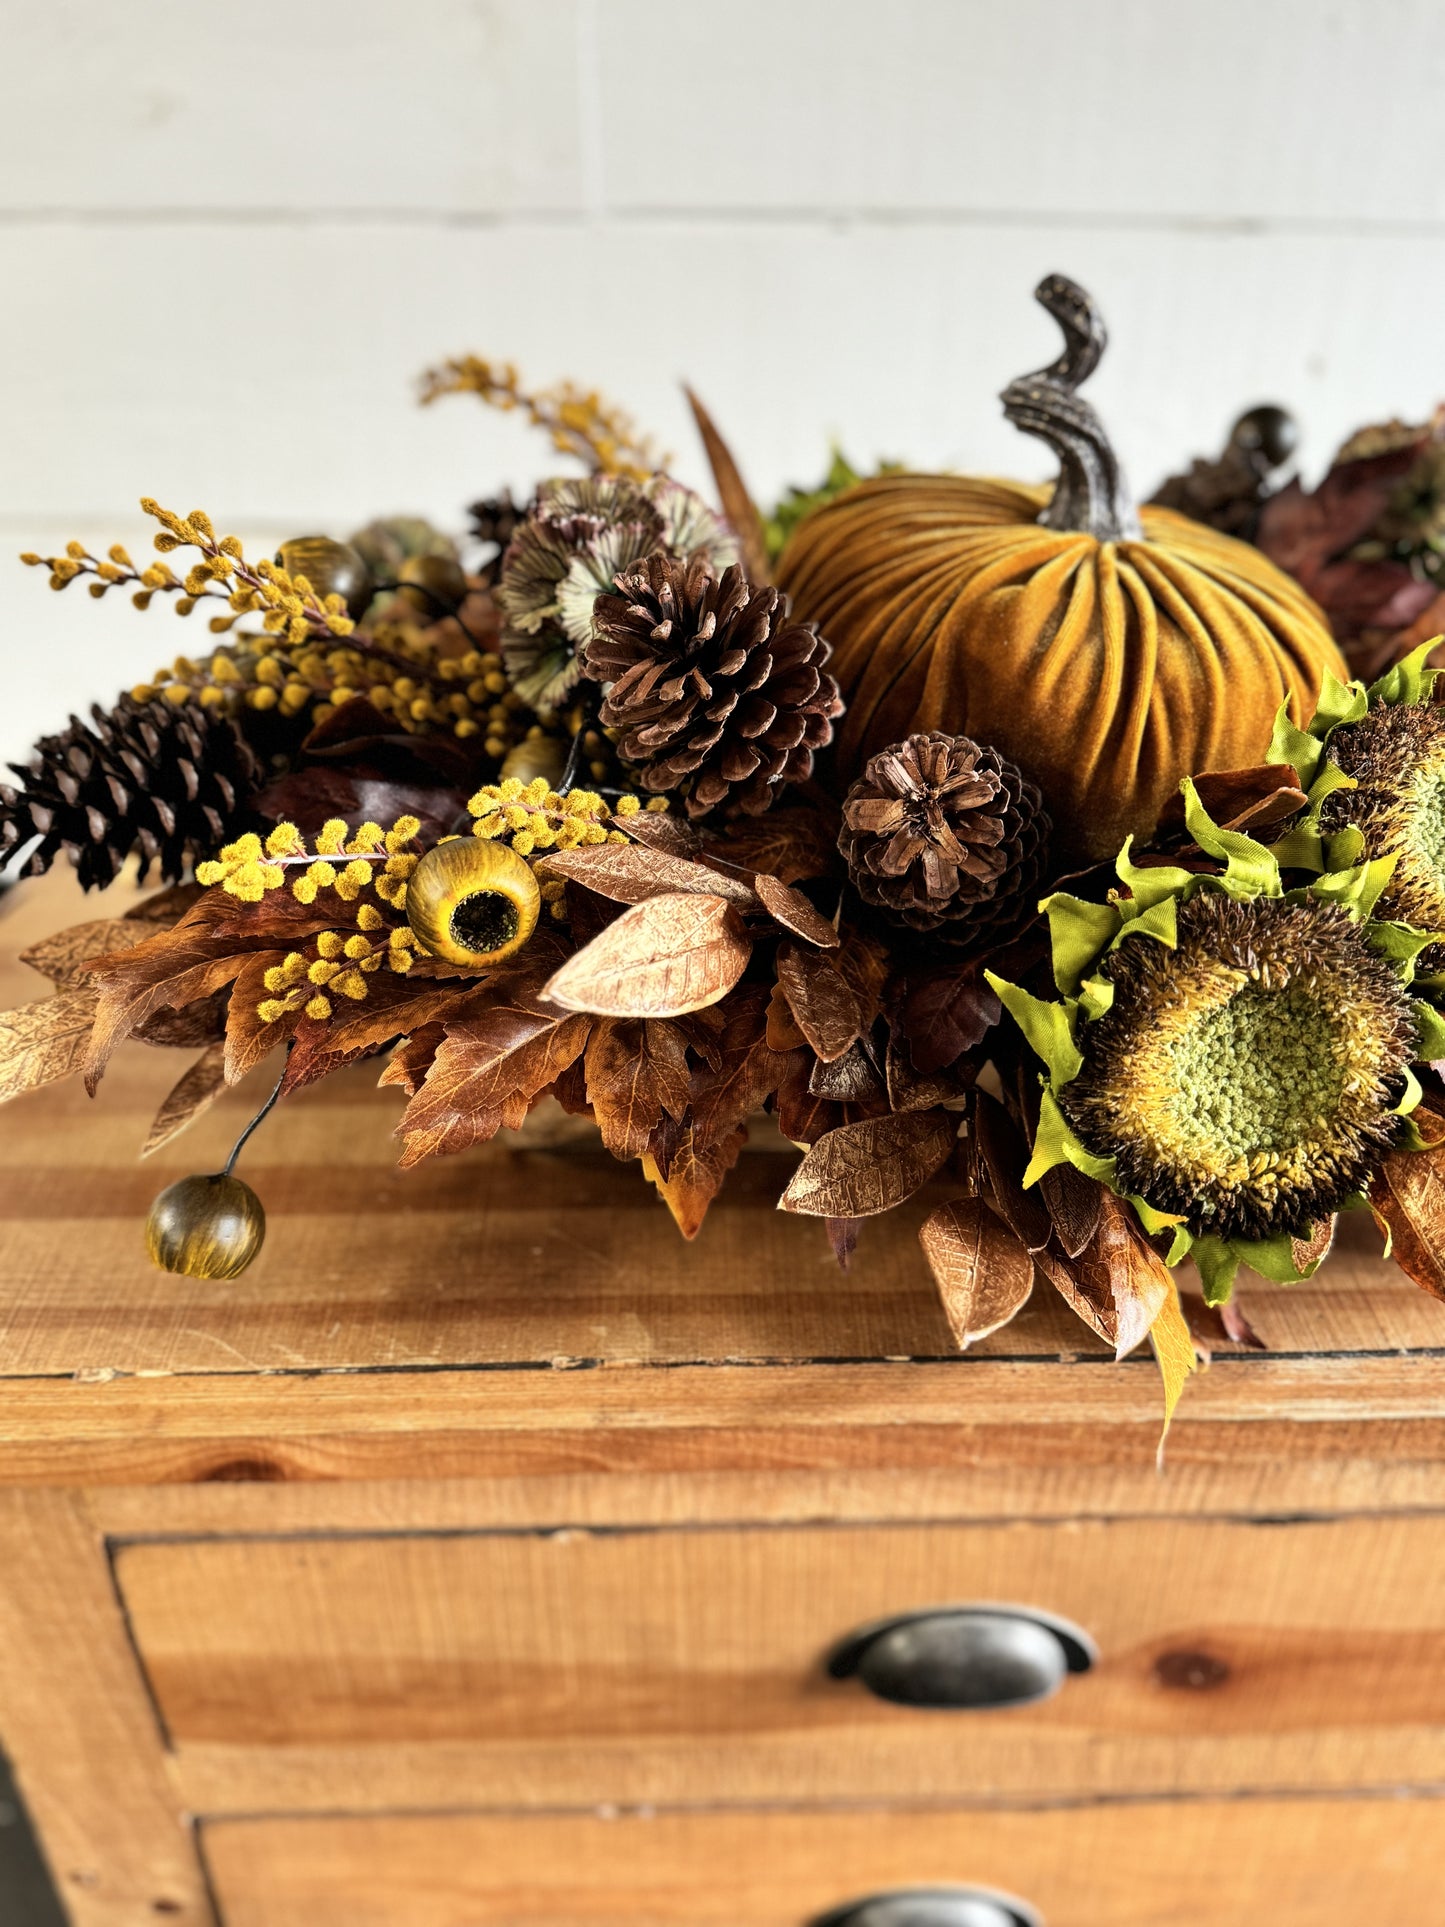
[839,731,1050,945]
[0,695,260,890]
[583,553,843,818]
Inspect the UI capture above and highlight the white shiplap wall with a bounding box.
[2,0,1442,761]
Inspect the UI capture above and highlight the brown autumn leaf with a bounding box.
[20,919,152,990]
[893,960,1002,1075]
[585,1017,692,1161]
[705,805,839,885]
[125,882,205,924]
[1370,1145,1445,1301]
[688,987,786,1151]
[1291,1215,1338,1274]
[776,942,863,1063]
[1036,1190,1171,1356]
[1039,1159,1104,1259]
[141,1042,229,1157]
[0,989,99,1104]
[1157,764,1308,841]
[537,840,757,908]
[779,1108,957,1218]
[642,1119,747,1239]
[751,872,839,949]
[222,952,291,1084]
[974,1091,1051,1251]
[920,1196,1035,1349]
[378,1023,447,1098]
[134,992,230,1050]
[684,385,771,585]
[543,893,750,1019]
[282,977,480,1096]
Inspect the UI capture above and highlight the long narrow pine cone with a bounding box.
[583,552,842,818]
[839,731,1051,946]
[0,695,261,889]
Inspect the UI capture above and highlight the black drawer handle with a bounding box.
[810,1885,1042,1927]
[828,1606,1094,1710]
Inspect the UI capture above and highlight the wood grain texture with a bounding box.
[202,1795,1445,1927]
[0,1491,209,1926]
[116,1514,1445,1810]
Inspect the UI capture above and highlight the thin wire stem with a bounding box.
[221,1051,290,1177]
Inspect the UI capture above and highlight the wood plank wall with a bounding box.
[1,0,1441,760]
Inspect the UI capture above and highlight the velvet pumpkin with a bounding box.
[775,276,1347,860]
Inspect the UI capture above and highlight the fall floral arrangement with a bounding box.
[6,272,1445,1425]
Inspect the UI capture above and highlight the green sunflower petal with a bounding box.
[1024,1087,1119,1190]
[1181,779,1282,898]
[1268,701,1324,788]
[985,973,1083,1088]
[1367,638,1442,709]
[1164,1224,1194,1266]
[1414,999,1445,1064]
[1307,851,1398,922]
[1312,669,1369,735]
[1041,892,1120,995]
[1231,1230,1314,1286]
[1115,839,1195,912]
[1192,1235,1240,1306]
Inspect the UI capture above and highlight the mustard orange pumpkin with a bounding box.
[775,275,1347,859]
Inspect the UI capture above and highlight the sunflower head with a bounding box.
[989,778,1441,1301]
[1059,892,1415,1242]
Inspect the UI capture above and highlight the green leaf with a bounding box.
[1368,638,1441,709]
[1234,1230,1313,1285]
[1181,778,1282,898]
[1192,1234,1240,1306]
[1164,1224,1194,1266]
[1131,1193,1188,1237]
[1041,892,1119,996]
[1110,893,1178,954]
[985,973,1082,1089]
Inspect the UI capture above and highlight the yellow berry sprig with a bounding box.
[467,778,658,857]
[257,918,419,1026]
[197,817,421,907]
[419,356,664,482]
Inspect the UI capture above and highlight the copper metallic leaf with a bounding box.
[1036,1191,1171,1357]
[894,962,1002,1075]
[807,1039,885,1103]
[884,1029,974,1114]
[0,989,98,1104]
[642,1119,747,1238]
[141,1042,229,1157]
[1370,1146,1445,1301]
[378,1023,446,1097]
[684,385,771,585]
[134,991,229,1050]
[751,872,839,948]
[21,919,150,990]
[919,1196,1035,1349]
[1290,1215,1337,1275]
[222,953,291,1084]
[125,883,205,924]
[779,1108,957,1218]
[542,893,750,1018]
[537,841,758,908]
[612,809,703,858]
[776,942,863,1063]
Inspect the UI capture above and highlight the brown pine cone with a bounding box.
[839,731,1051,945]
[0,695,260,889]
[584,552,843,818]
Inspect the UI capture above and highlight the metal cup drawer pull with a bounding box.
[810,1885,1043,1927]
[828,1606,1095,1710]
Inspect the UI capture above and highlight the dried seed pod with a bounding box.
[406,837,541,967]
[275,536,374,620]
[145,1173,266,1280]
[397,552,469,615]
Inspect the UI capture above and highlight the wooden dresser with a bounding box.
[2,875,1445,1927]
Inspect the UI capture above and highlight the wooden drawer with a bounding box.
[201,1795,1445,1926]
[116,1511,1445,1813]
